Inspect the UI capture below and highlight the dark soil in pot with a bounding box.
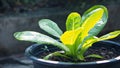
[25,41,120,68]
[39,41,120,62]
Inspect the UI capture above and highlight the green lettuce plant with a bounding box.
[14,5,120,61]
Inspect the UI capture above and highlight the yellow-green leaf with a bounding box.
[66,12,81,31]
[60,28,83,45]
[81,5,108,36]
[99,30,120,41]
[77,36,98,60]
[81,8,104,40]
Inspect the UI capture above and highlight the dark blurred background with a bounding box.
[0,0,120,68]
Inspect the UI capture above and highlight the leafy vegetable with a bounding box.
[14,5,120,62]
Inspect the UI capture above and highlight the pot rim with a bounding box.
[25,40,120,65]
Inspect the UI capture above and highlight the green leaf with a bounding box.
[14,31,69,52]
[86,54,103,59]
[39,19,63,38]
[80,5,108,40]
[99,30,120,41]
[66,12,81,31]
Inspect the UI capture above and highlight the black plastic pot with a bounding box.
[25,41,120,68]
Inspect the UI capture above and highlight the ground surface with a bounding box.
[0,54,33,68]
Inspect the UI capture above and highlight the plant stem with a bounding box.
[43,51,71,60]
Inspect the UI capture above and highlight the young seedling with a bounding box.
[14,5,120,62]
